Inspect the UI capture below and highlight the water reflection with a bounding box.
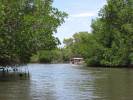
[28,64,97,100]
[0,72,30,81]
[0,71,30,100]
[0,64,133,100]
[89,68,133,100]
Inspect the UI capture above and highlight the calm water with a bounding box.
[0,64,133,100]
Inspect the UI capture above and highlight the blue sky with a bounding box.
[53,0,106,45]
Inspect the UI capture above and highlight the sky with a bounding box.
[53,0,106,45]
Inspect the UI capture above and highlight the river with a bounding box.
[0,64,133,100]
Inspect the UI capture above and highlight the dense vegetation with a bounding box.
[63,0,133,67]
[0,0,67,66]
[31,49,65,63]
[0,0,132,67]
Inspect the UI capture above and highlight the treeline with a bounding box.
[63,0,133,67]
[1,0,133,67]
[31,49,68,64]
[0,0,67,66]
[30,46,75,63]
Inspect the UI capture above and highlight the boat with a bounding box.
[70,58,84,65]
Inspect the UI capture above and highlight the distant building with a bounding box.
[70,58,84,65]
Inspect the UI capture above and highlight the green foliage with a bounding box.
[0,0,67,66]
[63,32,92,61]
[38,50,54,63]
[63,38,73,47]
[63,0,133,67]
[31,49,65,63]
[92,0,133,67]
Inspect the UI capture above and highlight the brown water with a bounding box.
[0,64,133,100]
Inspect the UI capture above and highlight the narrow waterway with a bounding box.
[0,64,133,100]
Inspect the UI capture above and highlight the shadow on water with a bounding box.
[0,72,30,81]
[0,67,31,100]
[87,67,133,100]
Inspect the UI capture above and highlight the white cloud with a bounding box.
[70,12,97,18]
